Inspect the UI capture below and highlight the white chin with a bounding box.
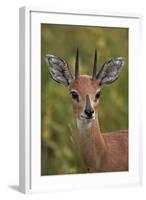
[76,118,94,129]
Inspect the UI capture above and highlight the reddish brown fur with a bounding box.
[70,75,101,119]
[102,130,128,172]
[70,75,128,172]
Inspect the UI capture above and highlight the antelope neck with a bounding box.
[76,115,107,163]
[76,115,106,147]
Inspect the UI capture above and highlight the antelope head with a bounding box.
[45,49,124,129]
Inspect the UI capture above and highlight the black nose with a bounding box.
[84,109,94,118]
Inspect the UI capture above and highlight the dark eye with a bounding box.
[70,91,79,102]
[95,91,101,100]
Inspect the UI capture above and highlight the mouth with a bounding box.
[80,115,95,120]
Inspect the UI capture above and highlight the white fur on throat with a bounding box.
[76,118,93,130]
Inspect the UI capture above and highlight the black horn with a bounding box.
[92,48,97,80]
[75,48,79,80]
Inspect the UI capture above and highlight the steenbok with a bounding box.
[45,49,128,172]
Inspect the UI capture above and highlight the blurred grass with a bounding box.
[41,24,128,175]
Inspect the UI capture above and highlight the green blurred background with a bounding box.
[41,24,128,175]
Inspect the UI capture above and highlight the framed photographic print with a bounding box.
[19,6,142,193]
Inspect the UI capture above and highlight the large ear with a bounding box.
[45,54,73,87]
[96,57,125,85]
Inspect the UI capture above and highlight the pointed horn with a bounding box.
[92,48,97,80]
[75,48,79,80]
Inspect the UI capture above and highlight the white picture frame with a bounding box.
[19,6,142,194]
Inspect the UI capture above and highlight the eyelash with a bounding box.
[95,91,101,100]
[70,91,79,102]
